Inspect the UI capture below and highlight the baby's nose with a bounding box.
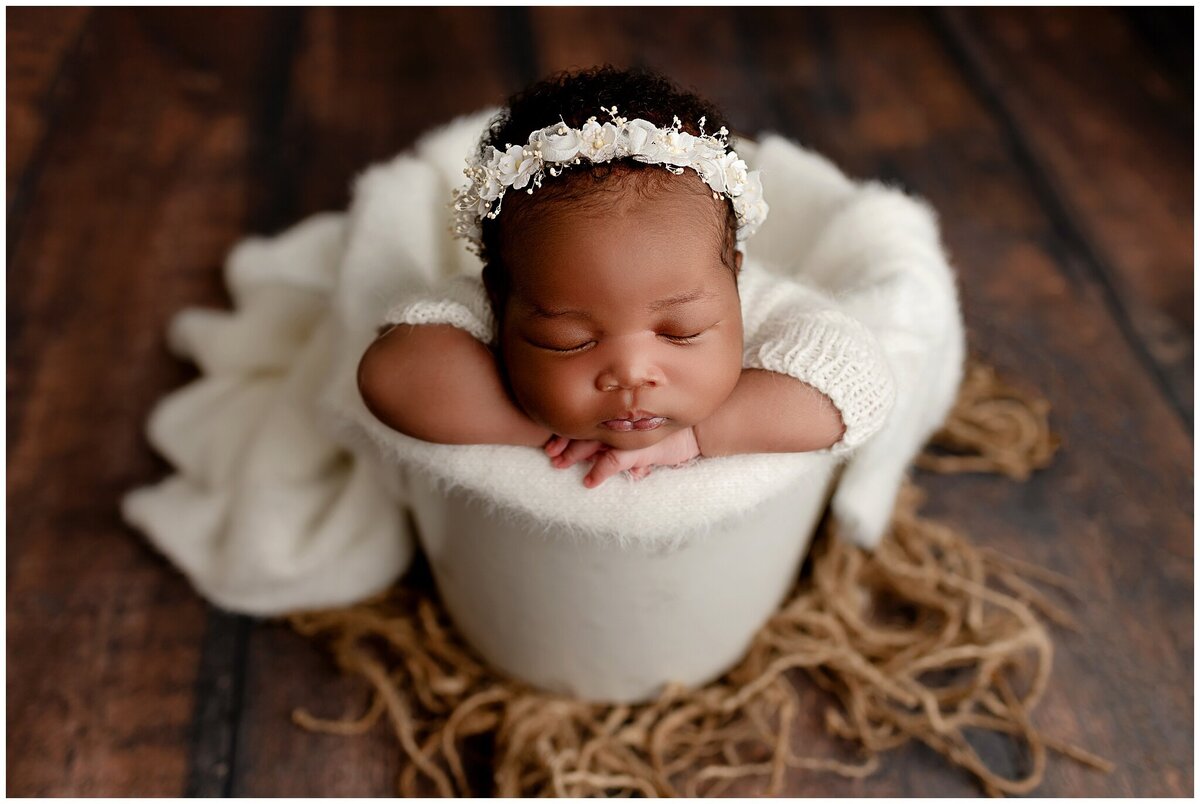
[595,360,664,392]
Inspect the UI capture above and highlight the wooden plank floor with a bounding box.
[7,8,1192,796]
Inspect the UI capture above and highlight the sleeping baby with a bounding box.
[357,67,896,488]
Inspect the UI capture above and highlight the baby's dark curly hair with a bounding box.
[476,67,740,316]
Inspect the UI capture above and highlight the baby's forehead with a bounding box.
[500,167,730,248]
[485,167,740,317]
[511,214,728,284]
[504,229,736,324]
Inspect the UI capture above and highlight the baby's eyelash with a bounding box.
[533,332,703,352]
[544,340,595,354]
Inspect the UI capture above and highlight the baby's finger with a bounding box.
[555,439,606,468]
[628,466,652,480]
[544,435,569,458]
[583,450,634,488]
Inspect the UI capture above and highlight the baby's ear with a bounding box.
[734,249,744,275]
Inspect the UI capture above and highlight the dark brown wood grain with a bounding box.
[529,7,779,136]
[6,7,90,209]
[6,7,1192,797]
[276,7,536,222]
[6,8,290,796]
[941,7,1194,423]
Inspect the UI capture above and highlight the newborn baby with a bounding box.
[358,68,895,487]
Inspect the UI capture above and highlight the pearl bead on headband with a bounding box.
[451,106,769,255]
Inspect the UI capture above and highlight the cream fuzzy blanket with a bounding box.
[121,109,964,615]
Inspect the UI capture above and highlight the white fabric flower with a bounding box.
[477,161,504,200]
[624,119,663,159]
[719,153,750,195]
[733,171,768,239]
[497,143,541,190]
[692,144,732,193]
[480,144,502,168]
[736,170,763,206]
[474,146,506,199]
[690,137,726,164]
[692,156,722,192]
[480,172,503,200]
[531,124,582,162]
[658,130,698,166]
[578,120,620,161]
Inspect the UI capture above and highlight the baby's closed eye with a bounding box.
[536,339,596,354]
[658,319,722,343]
[530,330,708,352]
[659,332,703,344]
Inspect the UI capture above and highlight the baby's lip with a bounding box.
[601,412,667,432]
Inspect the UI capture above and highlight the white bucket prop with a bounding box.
[401,458,839,704]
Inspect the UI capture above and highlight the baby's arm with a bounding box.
[357,324,551,448]
[695,368,844,455]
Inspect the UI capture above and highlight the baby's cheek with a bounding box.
[508,358,596,432]
[684,343,742,418]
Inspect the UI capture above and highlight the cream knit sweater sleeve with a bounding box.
[381,274,497,345]
[737,261,896,457]
[381,266,895,456]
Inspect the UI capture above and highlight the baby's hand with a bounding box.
[544,435,608,469]
[543,429,701,488]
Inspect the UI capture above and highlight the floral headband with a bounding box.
[451,107,769,254]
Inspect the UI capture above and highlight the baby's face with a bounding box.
[496,178,744,449]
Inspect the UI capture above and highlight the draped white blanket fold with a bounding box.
[121,109,964,616]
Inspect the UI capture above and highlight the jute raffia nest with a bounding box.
[287,359,1112,796]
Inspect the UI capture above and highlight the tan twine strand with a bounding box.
[916,359,1061,480]
[287,359,1109,795]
